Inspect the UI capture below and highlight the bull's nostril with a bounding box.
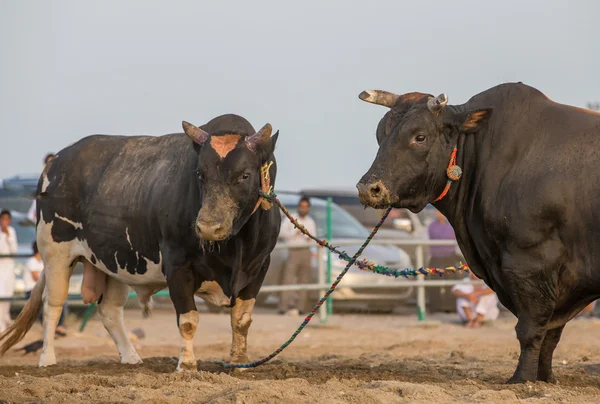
[370,185,381,197]
[198,222,221,232]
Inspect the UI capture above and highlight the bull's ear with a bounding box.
[261,130,279,155]
[182,121,209,145]
[450,108,493,133]
[245,123,272,152]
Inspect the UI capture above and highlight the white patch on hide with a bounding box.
[73,238,165,286]
[41,174,50,193]
[39,211,165,288]
[37,211,77,265]
[126,227,133,249]
[54,213,83,230]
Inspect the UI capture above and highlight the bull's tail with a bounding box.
[0,271,46,355]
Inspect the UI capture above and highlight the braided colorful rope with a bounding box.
[270,192,469,278]
[218,191,469,370]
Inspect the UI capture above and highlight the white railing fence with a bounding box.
[1,240,482,323]
[266,239,483,322]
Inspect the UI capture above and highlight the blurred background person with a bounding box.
[452,271,499,328]
[24,241,67,336]
[27,153,55,224]
[427,209,465,312]
[0,210,17,333]
[278,196,316,315]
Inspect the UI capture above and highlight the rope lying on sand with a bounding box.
[218,192,469,369]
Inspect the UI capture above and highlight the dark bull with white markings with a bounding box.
[357,82,600,383]
[0,114,281,371]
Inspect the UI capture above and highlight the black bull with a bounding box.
[357,82,600,383]
[0,113,281,371]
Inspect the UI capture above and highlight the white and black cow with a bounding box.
[0,114,281,371]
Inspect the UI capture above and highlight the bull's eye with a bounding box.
[241,173,250,181]
[415,135,426,143]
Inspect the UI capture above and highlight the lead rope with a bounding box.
[269,193,469,279]
[219,190,469,370]
[218,201,392,370]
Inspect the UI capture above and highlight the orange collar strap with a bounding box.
[433,145,462,203]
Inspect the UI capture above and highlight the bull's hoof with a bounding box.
[121,353,143,365]
[506,375,535,384]
[230,366,250,374]
[38,352,57,367]
[176,360,198,372]
[537,373,557,384]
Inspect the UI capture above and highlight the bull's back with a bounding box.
[470,84,600,291]
[472,83,600,201]
[38,133,195,284]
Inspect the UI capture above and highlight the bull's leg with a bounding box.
[507,312,552,383]
[537,325,565,383]
[230,297,256,364]
[503,272,555,383]
[39,254,73,367]
[502,244,560,384]
[229,260,268,368]
[167,267,198,372]
[98,276,142,364]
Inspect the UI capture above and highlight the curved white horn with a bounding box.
[427,93,449,113]
[358,90,400,108]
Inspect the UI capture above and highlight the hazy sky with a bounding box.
[2,1,599,190]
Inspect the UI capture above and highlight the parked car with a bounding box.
[299,188,429,265]
[1,174,39,197]
[0,189,35,215]
[260,193,414,312]
[0,174,40,217]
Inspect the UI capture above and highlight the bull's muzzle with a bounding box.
[197,219,227,241]
[357,178,392,208]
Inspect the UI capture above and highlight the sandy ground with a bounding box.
[0,307,600,403]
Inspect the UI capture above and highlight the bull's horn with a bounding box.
[427,93,449,113]
[182,121,209,145]
[358,90,400,108]
[246,123,273,150]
